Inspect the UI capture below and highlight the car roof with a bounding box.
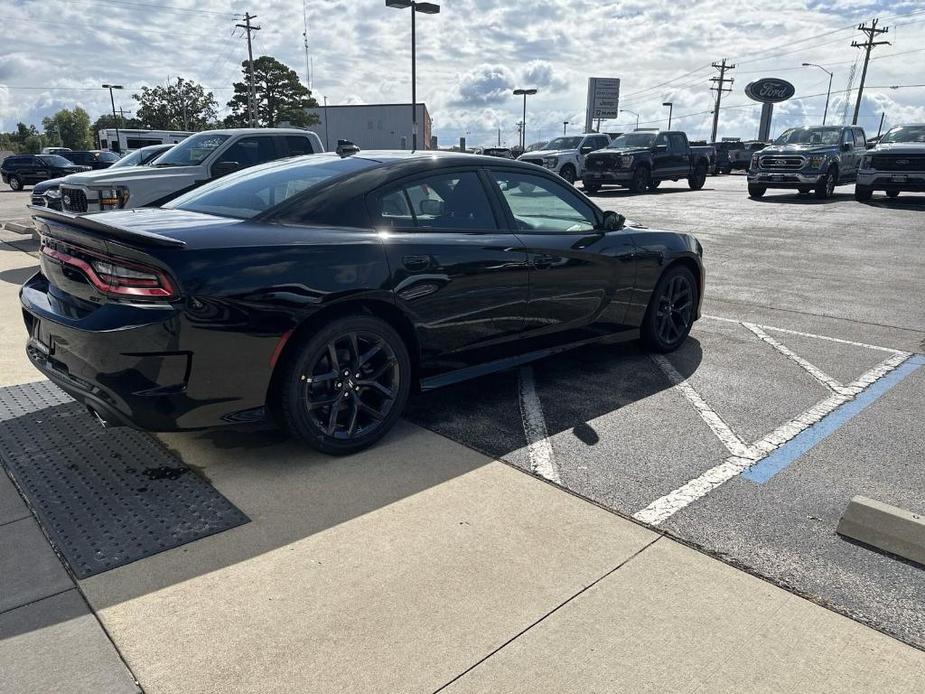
[186,128,319,137]
[345,150,545,168]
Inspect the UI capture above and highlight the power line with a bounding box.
[56,0,239,18]
[851,18,890,125]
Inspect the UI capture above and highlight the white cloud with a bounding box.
[1,0,923,147]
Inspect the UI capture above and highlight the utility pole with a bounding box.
[302,0,311,89]
[117,107,131,127]
[709,58,735,142]
[236,12,261,127]
[177,77,188,130]
[851,18,889,125]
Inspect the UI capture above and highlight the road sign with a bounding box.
[585,77,620,132]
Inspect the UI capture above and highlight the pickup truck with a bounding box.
[53,128,323,214]
[747,125,867,199]
[581,130,710,193]
[855,123,925,201]
[517,133,611,184]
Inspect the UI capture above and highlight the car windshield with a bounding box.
[543,137,582,150]
[152,133,231,167]
[166,154,379,219]
[774,127,842,145]
[38,155,74,167]
[607,133,656,149]
[880,125,925,143]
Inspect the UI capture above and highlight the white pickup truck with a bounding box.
[517,133,612,184]
[55,128,324,214]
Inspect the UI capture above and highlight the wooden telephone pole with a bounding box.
[851,19,889,125]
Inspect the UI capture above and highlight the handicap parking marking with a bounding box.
[632,316,914,526]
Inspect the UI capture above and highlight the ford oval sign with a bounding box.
[745,78,795,104]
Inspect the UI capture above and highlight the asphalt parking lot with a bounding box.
[2,173,924,690]
[409,173,925,648]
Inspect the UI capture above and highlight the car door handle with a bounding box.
[402,255,431,271]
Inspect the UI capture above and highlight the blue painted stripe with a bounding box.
[742,354,924,484]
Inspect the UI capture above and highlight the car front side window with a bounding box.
[490,171,596,233]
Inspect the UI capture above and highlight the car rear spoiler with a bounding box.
[29,206,187,249]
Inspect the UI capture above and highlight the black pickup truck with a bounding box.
[582,130,710,193]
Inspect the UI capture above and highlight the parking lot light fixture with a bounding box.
[387,0,440,150]
[102,84,123,152]
[620,108,639,130]
[513,88,537,150]
[802,63,834,125]
[662,102,673,129]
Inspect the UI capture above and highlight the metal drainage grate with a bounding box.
[0,380,249,579]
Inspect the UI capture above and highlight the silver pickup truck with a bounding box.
[855,124,925,201]
[747,125,867,199]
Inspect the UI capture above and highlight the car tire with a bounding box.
[276,315,411,455]
[797,186,812,195]
[854,185,873,202]
[8,176,23,191]
[886,190,900,199]
[748,184,766,198]
[815,167,837,199]
[630,166,650,193]
[647,180,661,191]
[559,165,576,184]
[641,265,698,353]
[688,162,707,190]
[583,181,600,194]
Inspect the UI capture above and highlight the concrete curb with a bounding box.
[837,495,925,566]
[2,221,31,235]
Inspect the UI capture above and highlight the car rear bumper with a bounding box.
[20,273,276,430]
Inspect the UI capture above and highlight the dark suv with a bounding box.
[1,154,90,191]
[59,150,121,170]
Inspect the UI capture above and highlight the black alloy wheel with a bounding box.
[747,183,766,198]
[8,175,23,191]
[583,181,600,194]
[815,168,837,199]
[559,165,577,184]
[630,166,650,193]
[642,266,698,353]
[854,185,873,202]
[277,315,410,455]
[688,162,707,190]
[886,190,900,199]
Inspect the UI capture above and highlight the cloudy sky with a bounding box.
[2,0,924,147]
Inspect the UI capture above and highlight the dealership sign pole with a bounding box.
[585,77,620,133]
[744,78,795,141]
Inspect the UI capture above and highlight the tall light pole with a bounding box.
[322,95,330,151]
[513,88,537,150]
[662,102,673,129]
[386,0,440,151]
[620,109,639,130]
[562,121,569,135]
[102,84,123,152]
[802,63,834,125]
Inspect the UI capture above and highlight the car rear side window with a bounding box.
[370,171,497,231]
[284,136,314,157]
[214,136,277,170]
[668,133,686,150]
[489,170,596,233]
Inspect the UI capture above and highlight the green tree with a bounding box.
[41,107,92,149]
[133,79,218,130]
[224,55,320,128]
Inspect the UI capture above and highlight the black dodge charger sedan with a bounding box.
[23,151,704,454]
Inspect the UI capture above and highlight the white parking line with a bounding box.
[634,320,912,526]
[517,366,561,484]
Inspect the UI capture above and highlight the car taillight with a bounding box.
[41,245,177,300]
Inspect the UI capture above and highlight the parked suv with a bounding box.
[60,150,121,170]
[54,128,324,214]
[582,130,710,193]
[747,125,867,199]
[518,133,611,184]
[1,154,90,191]
[855,124,925,201]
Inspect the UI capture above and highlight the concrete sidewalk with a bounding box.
[1,237,923,693]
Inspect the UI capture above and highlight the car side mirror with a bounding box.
[419,199,444,216]
[579,145,593,155]
[600,210,625,231]
[212,160,242,178]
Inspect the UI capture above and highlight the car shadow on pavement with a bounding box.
[862,197,925,211]
[0,265,38,286]
[587,188,710,198]
[749,192,853,205]
[406,337,703,461]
